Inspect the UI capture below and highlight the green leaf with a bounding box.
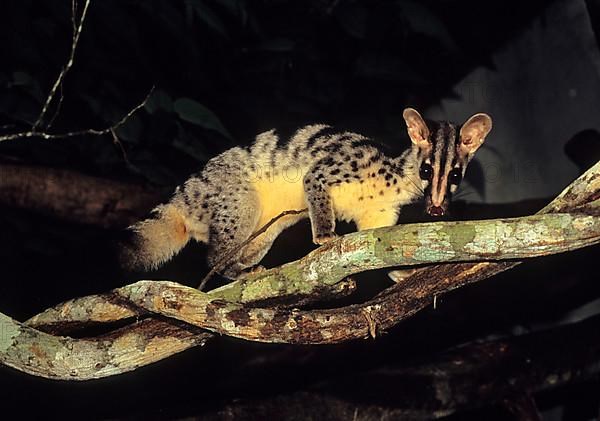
[396,0,458,51]
[115,113,143,143]
[173,97,232,140]
[173,122,209,162]
[187,0,229,38]
[144,89,173,114]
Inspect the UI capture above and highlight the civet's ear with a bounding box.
[459,113,492,155]
[403,108,430,147]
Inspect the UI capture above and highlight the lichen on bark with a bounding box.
[0,160,598,380]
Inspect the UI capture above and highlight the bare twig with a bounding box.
[110,127,131,166]
[33,0,91,131]
[0,0,153,155]
[197,208,308,290]
[0,87,155,143]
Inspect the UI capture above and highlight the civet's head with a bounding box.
[402,108,492,217]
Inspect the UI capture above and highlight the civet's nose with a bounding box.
[427,206,445,217]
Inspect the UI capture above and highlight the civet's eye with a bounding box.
[449,169,462,185]
[419,163,433,181]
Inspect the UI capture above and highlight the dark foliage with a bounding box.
[1,1,598,419]
[1,0,550,184]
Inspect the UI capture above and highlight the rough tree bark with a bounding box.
[196,314,600,420]
[0,164,165,227]
[0,160,598,380]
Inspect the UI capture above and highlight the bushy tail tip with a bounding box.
[118,204,191,271]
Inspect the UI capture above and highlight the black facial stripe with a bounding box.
[437,127,449,185]
[428,126,438,166]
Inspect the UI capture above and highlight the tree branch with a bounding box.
[1,160,599,379]
[109,211,599,343]
[199,314,600,420]
[0,164,165,228]
[0,313,211,380]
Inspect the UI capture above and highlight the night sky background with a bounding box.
[0,1,599,419]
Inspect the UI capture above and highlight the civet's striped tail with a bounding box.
[119,203,192,271]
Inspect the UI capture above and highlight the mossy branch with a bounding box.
[1,161,599,380]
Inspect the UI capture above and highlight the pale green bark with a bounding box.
[1,161,599,380]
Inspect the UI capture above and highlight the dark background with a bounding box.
[0,0,599,419]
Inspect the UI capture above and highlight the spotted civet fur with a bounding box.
[120,108,492,278]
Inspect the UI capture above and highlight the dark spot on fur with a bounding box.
[379,190,384,196]
[330,168,340,175]
[322,157,335,166]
